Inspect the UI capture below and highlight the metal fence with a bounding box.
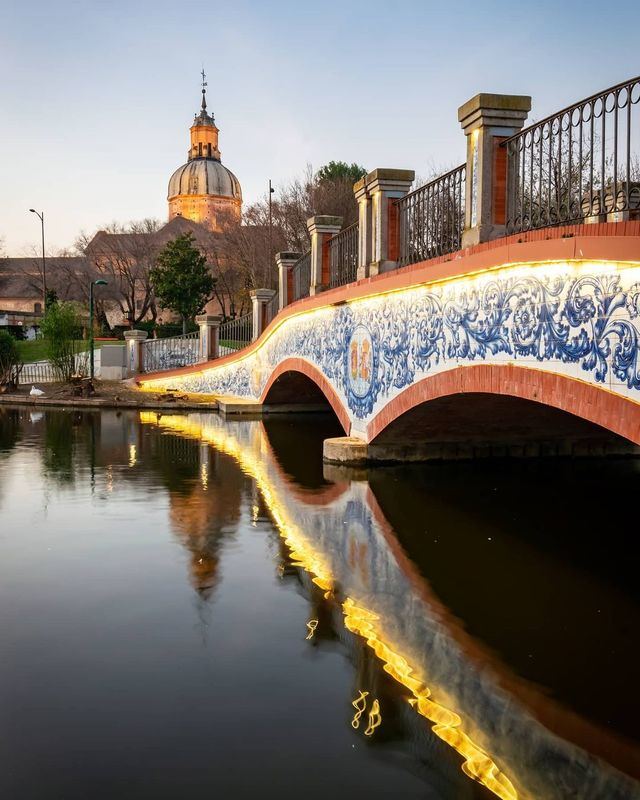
[219,312,253,357]
[329,222,359,288]
[292,251,311,301]
[143,331,199,373]
[264,291,280,327]
[397,164,466,266]
[504,75,640,233]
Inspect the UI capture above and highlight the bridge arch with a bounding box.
[260,358,351,435]
[366,365,640,455]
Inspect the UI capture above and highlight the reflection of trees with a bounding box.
[0,408,21,454]
[42,410,92,485]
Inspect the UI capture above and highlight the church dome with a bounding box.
[168,159,242,201]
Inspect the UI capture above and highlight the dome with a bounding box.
[168,159,242,201]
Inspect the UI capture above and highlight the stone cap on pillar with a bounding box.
[362,168,415,193]
[250,288,277,302]
[458,93,532,134]
[123,330,148,341]
[306,215,343,236]
[275,251,302,267]
[195,314,222,325]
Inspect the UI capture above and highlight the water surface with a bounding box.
[0,407,637,799]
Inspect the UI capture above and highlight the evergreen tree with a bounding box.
[151,234,215,333]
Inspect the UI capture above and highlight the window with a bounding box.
[34,302,42,314]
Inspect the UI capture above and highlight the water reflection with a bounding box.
[0,407,637,800]
[137,411,639,800]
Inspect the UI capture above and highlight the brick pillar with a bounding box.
[250,288,277,341]
[276,251,301,310]
[307,215,342,296]
[196,314,221,362]
[124,329,147,376]
[366,168,415,276]
[354,177,372,280]
[458,93,531,247]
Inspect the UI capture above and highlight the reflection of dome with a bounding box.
[168,160,242,201]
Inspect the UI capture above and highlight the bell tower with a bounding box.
[188,70,220,162]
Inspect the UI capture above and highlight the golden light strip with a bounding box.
[138,412,518,798]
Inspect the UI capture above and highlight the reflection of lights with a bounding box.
[351,690,369,729]
[343,599,517,800]
[200,463,209,490]
[105,466,114,493]
[138,412,518,800]
[305,619,318,640]
[128,444,137,468]
[364,698,381,737]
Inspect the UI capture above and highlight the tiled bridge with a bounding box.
[140,77,640,463]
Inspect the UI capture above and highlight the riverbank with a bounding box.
[0,380,218,411]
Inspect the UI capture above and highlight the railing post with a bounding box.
[276,251,301,310]
[458,93,531,247]
[250,288,277,341]
[124,329,148,376]
[196,314,221,362]
[354,177,372,280]
[307,215,342,295]
[365,168,415,276]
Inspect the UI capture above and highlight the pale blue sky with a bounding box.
[1,0,638,254]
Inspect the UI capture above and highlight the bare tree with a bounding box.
[78,218,161,327]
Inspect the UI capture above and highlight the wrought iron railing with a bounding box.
[143,331,199,373]
[264,291,280,327]
[397,164,466,266]
[504,76,640,233]
[292,251,311,301]
[329,222,359,288]
[219,312,253,358]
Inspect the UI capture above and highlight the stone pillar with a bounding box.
[458,93,531,247]
[276,251,301,310]
[124,329,147,376]
[196,314,221,362]
[366,169,415,276]
[307,215,342,296]
[250,288,277,341]
[354,177,372,280]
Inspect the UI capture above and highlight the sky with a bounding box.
[1,0,638,256]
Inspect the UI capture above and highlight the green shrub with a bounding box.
[0,331,21,386]
[40,303,86,382]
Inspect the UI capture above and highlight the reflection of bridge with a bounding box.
[140,77,640,463]
[138,411,640,800]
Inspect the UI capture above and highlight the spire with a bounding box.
[201,68,207,111]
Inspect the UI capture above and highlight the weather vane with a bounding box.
[201,68,207,92]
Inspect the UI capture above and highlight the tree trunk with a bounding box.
[182,316,187,335]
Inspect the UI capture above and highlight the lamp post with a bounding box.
[29,209,46,311]
[268,179,275,287]
[89,279,108,380]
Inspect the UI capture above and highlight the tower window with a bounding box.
[207,143,212,157]
[198,143,202,157]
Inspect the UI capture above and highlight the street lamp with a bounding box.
[89,279,108,380]
[29,209,47,311]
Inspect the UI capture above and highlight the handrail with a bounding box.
[329,222,359,288]
[396,163,466,267]
[503,75,640,233]
[292,251,311,301]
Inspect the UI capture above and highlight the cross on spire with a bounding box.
[201,68,208,110]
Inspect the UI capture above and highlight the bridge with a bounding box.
[138,76,640,463]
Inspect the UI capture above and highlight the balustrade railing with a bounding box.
[505,75,640,233]
[219,312,253,357]
[397,164,466,267]
[329,222,359,288]
[143,331,199,373]
[292,251,311,301]
[264,291,280,327]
